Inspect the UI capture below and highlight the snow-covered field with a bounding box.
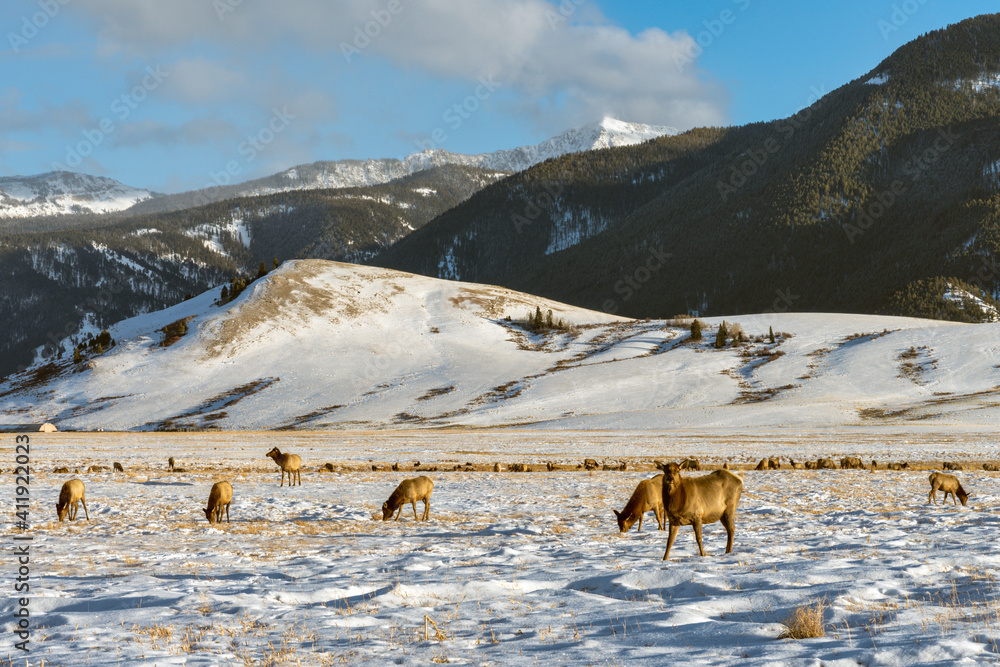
[8,431,1000,666]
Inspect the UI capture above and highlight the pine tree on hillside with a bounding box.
[691,319,702,340]
[769,326,775,344]
[257,261,267,279]
[273,256,279,270]
[715,321,728,349]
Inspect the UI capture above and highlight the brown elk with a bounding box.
[266,447,302,487]
[840,457,863,469]
[928,472,969,506]
[613,474,665,533]
[56,479,89,522]
[660,462,743,561]
[204,481,233,524]
[382,476,434,521]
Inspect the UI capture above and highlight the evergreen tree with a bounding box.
[220,285,229,301]
[715,321,728,349]
[273,256,279,270]
[534,306,543,330]
[546,309,553,329]
[690,319,702,340]
[73,348,82,364]
[768,326,775,344]
[257,261,268,279]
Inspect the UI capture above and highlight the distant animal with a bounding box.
[494,463,502,472]
[168,457,175,470]
[768,458,780,470]
[113,462,124,473]
[372,464,380,471]
[87,465,107,473]
[321,463,335,472]
[804,461,817,470]
[928,472,968,506]
[614,474,665,533]
[871,460,878,471]
[583,458,599,471]
[265,447,302,487]
[754,458,767,471]
[816,458,837,470]
[382,476,434,521]
[943,461,964,471]
[56,479,89,522]
[984,463,1000,472]
[204,481,233,524]
[722,462,730,470]
[509,463,528,472]
[392,462,400,471]
[53,467,70,474]
[791,460,805,470]
[840,457,863,470]
[887,461,911,471]
[679,458,700,471]
[660,462,743,561]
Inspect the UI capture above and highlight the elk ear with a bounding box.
[613,509,622,519]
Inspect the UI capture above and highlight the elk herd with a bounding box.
[50,448,984,561]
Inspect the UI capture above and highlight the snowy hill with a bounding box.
[0,171,154,218]
[127,118,677,214]
[2,260,999,431]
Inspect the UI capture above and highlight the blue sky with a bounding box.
[0,0,995,193]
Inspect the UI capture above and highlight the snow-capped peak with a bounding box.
[0,171,154,219]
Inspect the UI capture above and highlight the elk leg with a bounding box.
[723,512,736,553]
[663,523,679,561]
[69,502,76,521]
[637,513,643,533]
[422,499,430,521]
[394,505,403,521]
[411,500,420,521]
[225,502,231,523]
[693,519,706,556]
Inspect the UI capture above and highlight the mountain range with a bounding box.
[5,15,1000,391]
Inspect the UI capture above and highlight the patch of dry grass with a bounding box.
[779,600,826,639]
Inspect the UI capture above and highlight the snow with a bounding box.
[12,430,1000,665]
[4,260,1000,434]
[866,73,889,85]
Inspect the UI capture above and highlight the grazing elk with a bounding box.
[928,472,969,506]
[614,474,665,533]
[679,458,701,471]
[168,457,175,471]
[56,479,89,522]
[943,461,964,471]
[840,457,863,469]
[113,462,124,473]
[265,447,302,487]
[382,476,434,521]
[816,458,837,470]
[660,462,743,561]
[204,481,233,524]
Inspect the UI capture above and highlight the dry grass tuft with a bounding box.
[779,600,826,639]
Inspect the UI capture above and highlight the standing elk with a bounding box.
[56,479,89,522]
[660,462,743,561]
[382,476,434,521]
[204,481,233,524]
[614,474,665,533]
[928,472,969,506]
[266,447,302,487]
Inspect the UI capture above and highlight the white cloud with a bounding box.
[66,0,728,130]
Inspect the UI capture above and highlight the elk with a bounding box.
[113,462,124,473]
[840,457,863,469]
[928,472,969,506]
[56,479,89,522]
[168,457,175,471]
[614,474,665,533]
[204,481,233,524]
[266,447,302,487]
[660,462,743,561]
[382,476,434,521]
